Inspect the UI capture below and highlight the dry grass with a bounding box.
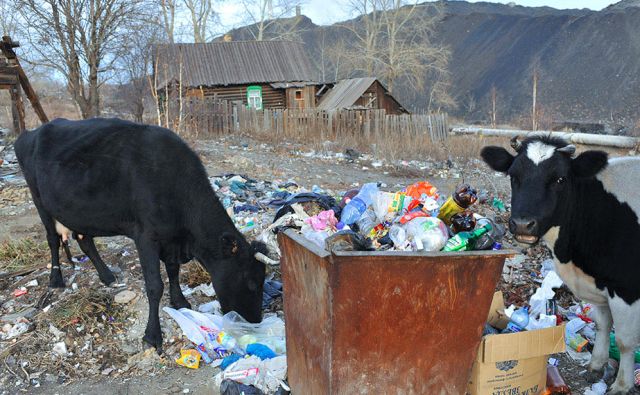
[181,261,210,287]
[0,238,49,273]
[48,287,128,331]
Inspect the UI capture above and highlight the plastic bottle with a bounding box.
[355,209,378,236]
[545,365,571,394]
[389,224,407,246]
[162,307,213,363]
[437,184,478,225]
[216,331,246,355]
[450,210,476,233]
[340,183,379,225]
[510,306,530,329]
[405,217,449,251]
[442,223,491,252]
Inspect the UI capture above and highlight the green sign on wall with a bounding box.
[247,86,263,110]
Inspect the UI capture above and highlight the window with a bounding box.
[295,90,303,100]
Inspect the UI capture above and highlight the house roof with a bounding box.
[317,78,377,110]
[154,41,318,87]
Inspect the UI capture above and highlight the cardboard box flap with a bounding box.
[486,291,509,330]
[480,324,566,363]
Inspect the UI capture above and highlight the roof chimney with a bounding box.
[295,5,301,17]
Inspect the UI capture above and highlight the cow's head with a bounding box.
[207,233,268,323]
[481,136,608,244]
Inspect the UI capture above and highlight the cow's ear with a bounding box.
[220,232,239,257]
[571,150,608,178]
[481,146,515,173]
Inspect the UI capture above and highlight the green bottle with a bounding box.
[443,223,492,252]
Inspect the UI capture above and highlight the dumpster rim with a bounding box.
[282,229,516,258]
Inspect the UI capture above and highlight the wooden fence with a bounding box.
[174,97,449,143]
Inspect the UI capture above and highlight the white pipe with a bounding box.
[451,126,639,149]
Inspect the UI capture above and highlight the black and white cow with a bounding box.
[482,136,640,394]
[15,118,271,352]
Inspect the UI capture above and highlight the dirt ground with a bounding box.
[0,134,628,394]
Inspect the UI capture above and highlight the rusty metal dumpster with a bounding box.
[278,229,513,395]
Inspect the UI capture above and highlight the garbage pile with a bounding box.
[290,181,506,253]
[163,305,288,394]
[482,258,640,395]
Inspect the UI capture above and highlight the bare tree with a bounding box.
[0,0,18,36]
[182,0,217,43]
[339,0,453,110]
[239,0,304,41]
[114,22,160,122]
[16,0,144,119]
[159,0,177,43]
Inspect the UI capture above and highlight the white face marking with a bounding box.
[526,141,556,165]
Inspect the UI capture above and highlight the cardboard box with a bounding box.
[467,292,566,395]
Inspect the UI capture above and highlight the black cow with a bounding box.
[15,118,270,352]
[482,136,640,394]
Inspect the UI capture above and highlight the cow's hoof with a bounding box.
[585,368,605,383]
[142,334,163,355]
[48,277,65,288]
[170,297,191,310]
[99,272,117,286]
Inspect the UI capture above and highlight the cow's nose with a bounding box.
[509,217,538,235]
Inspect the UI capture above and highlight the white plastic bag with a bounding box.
[222,311,286,355]
[213,355,287,393]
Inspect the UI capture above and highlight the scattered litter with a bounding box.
[213,355,287,393]
[1,321,29,340]
[49,324,65,340]
[71,255,89,264]
[25,279,38,287]
[12,287,27,297]
[52,342,68,357]
[175,349,201,369]
[220,379,265,395]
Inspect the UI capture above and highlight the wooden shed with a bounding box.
[154,41,319,109]
[317,77,407,114]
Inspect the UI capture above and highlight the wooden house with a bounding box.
[317,77,407,114]
[154,41,320,110]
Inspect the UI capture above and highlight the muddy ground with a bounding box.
[0,134,626,394]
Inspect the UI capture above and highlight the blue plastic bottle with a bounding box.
[510,306,530,329]
[340,183,379,225]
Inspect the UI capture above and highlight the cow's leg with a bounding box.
[164,261,191,310]
[607,295,640,394]
[136,238,164,353]
[76,237,116,286]
[62,239,73,265]
[585,303,613,383]
[32,207,65,288]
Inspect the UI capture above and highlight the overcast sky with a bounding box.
[218,0,616,27]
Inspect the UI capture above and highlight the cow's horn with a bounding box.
[557,144,576,156]
[254,252,279,265]
[510,136,522,152]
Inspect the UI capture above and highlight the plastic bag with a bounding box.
[222,311,286,355]
[372,192,394,222]
[214,355,287,394]
[405,217,449,251]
